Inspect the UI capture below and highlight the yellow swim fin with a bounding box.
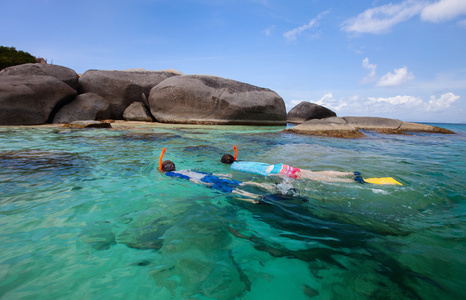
[364,177,402,185]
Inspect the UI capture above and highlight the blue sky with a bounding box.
[1,0,465,123]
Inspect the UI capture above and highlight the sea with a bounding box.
[0,122,464,299]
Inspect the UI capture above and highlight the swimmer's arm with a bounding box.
[232,189,261,204]
[240,181,275,192]
[212,173,232,178]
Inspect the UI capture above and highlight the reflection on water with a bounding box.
[0,123,465,299]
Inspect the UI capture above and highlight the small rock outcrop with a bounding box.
[285,117,365,138]
[285,116,455,138]
[78,69,180,119]
[287,101,337,124]
[148,75,287,125]
[63,120,112,128]
[0,63,79,90]
[0,75,77,125]
[123,102,153,122]
[53,93,110,124]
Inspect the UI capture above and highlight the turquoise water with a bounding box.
[0,122,465,299]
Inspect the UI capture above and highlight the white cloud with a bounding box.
[421,0,466,23]
[361,57,377,83]
[341,0,466,35]
[262,25,275,36]
[368,95,423,106]
[427,92,460,110]
[314,93,349,111]
[341,0,424,34]
[376,66,415,87]
[283,11,329,41]
[286,92,460,121]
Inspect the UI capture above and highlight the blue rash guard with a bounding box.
[230,161,301,178]
[165,170,242,193]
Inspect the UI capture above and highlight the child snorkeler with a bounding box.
[220,145,359,183]
[159,149,277,203]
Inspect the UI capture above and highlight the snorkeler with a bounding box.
[220,146,398,184]
[220,145,354,183]
[158,149,276,203]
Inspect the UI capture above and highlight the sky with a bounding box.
[1,0,465,123]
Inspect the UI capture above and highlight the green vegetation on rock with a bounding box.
[0,46,36,70]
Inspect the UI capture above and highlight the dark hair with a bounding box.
[221,154,235,164]
[161,160,176,171]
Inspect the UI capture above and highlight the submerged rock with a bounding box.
[148,75,287,125]
[63,120,112,128]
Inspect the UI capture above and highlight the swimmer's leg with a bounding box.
[299,170,354,182]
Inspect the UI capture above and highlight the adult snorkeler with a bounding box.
[221,146,401,185]
[158,148,277,203]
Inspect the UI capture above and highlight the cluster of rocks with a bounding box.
[0,63,286,126]
[0,63,454,137]
[284,116,454,138]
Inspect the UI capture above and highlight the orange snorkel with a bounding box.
[159,148,166,171]
[233,145,237,161]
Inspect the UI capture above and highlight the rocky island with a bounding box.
[0,63,455,137]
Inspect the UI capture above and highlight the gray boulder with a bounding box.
[398,121,454,134]
[0,75,77,125]
[285,116,454,138]
[285,117,365,138]
[123,102,153,122]
[343,116,402,130]
[78,69,180,119]
[53,93,110,124]
[287,101,337,124]
[343,116,453,133]
[148,75,287,125]
[0,63,79,90]
[121,69,182,100]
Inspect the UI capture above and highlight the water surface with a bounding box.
[0,122,465,299]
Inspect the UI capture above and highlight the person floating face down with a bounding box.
[221,148,405,185]
[220,146,356,183]
[158,149,275,204]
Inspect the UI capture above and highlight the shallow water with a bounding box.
[0,122,465,299]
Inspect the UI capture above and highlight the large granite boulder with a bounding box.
[0,63,79,90]
[287,101,336,124]
[123,102,153,122]
[285,116,454,138]
[53,93,110,124]
[121,68,182,98]
[0,75,77,125]
[78,69,180,119]
[148,75,287,125]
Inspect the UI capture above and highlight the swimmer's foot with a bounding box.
[353,172,366,184]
